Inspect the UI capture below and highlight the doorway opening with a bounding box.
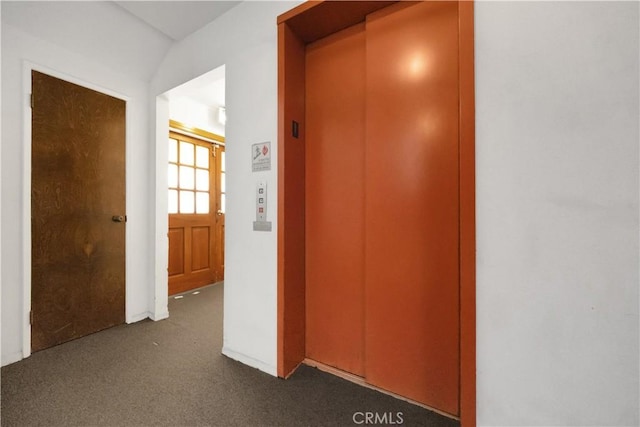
[161,65,227,302]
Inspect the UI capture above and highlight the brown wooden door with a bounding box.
[304,1,460,415]
[168,132,222,295]
[31,70,126,352]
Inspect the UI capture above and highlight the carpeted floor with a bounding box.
[1,283,459,427]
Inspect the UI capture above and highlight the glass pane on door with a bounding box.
[196,192,209,214]
[179,166,195,190]
[168,189,178,214]
[195,145,209,168]
[180,141,195,166]
[168,138,178,163]
[195,169,209,191]
[179,190,195,214]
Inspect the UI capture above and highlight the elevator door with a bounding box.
[305,23,366,377]
[305,1,460,415]
[364,2,460,413]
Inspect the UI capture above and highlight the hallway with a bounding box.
[1,283,457,426]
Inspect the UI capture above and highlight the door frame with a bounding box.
[21,62,133,359]
[151,65,228,323]
[276,1,475,425]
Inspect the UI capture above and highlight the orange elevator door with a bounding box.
[305,23,366,377]
[364,2,460,414]
[305,2,460,415]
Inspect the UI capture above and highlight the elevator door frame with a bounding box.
[276,1,476,425]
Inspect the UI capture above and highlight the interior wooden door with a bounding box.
[305,23,366,376]
[364,2,460,414]
[31,70,126,352]
[168,132,221,295]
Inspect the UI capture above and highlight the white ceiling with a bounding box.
[2,1,233,107]
[113,1,238,108]
[114,1,242,41]
[1,1,175,81]
[168,64,226,108]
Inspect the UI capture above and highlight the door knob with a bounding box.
[216,210,223,216]
[112,215,126,223]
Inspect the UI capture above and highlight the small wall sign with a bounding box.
[252,142,271,172]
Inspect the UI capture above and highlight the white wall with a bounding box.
[155,0,639,422]
[475,2,639,425]
[169,97,225,136]
[0,5,3,399]
[150,94,170,322]
[0,1,637,425]
[0,1,171,82]
[151,0,639,422]
[151,1,302,375]
[1,23,154,365]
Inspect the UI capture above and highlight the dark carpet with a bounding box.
[1,283,458,427]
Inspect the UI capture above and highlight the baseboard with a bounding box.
[221,346,277,377]
[2,350,24,367]
[126,311,151,324]
[149,310,169,321]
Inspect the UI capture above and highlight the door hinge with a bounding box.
[29,311,34,325]
[30,93,34,109]
[212,145,217,157]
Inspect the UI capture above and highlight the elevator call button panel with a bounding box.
[253,181,271,232]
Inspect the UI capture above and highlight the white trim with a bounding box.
[26,61,131,102]
[127,311,153,324]
[1,351,23,367]
[22,62,32,360]
[222,346,277,377]
[0,6,3,370]
[153,96,170,321]
[149,310,169,322]
[22,61,132,358]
